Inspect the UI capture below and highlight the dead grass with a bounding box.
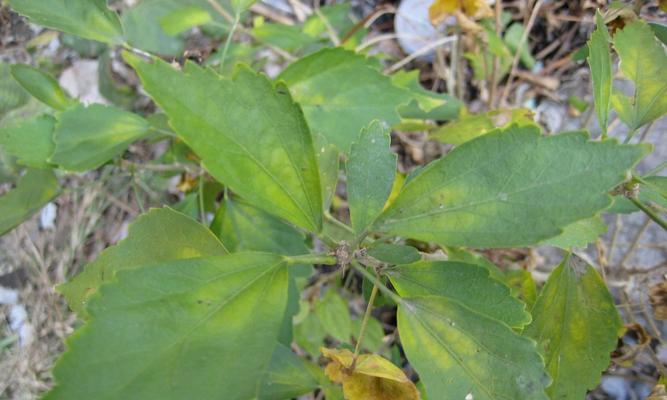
[0,168,138,399]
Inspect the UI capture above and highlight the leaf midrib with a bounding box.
[91,259,285,399]
[406,301,514,400]
[149,68,318,230]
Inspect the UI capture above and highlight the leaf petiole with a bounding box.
[350,261,402,304]
[353,269,379,360]
[629,197,667,230]
[285,253,337,266]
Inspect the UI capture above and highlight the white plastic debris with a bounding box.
[59,60,109,105]
[0,286,35,347]
[39,202,57,230]
[0,286,18,305]
[10,304,35,347]
[395,0,441,60]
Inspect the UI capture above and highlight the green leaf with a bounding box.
[317,137,339,209]
[212,197,309,257]
[122,0,185,57]
[98,51,137,109]
[367,243,421,265]
[59,33,107,58]
[610,176,667,214]
[210,196,312,344]
[0,114,55,168]
[388,261,530,328]
[398,296,550,400]
[444,247,506,283]
[649,22,667,45]
[0,62,29,119]
[259,343,321,399]
[294,307,328,357]
[568,95,589,114]
[251,22,317,53]
[391,70,462,121]
[524,254,623,399]
[0,168,59,235]
[347,120,396,234]
[8,0,123,44]
[315,289,352,343]
[612,20,667,130]
[59,207,227,314]
[124,53,323,232]
[374,125,649,248]
[302,3,356,41]
[10,64,74,111]
[588,12,612,136]
[351,316,385,353]
[466,26,512,83]
[571,45,589,62]
[430,108,534,146]
[159,5,212,36]
[505,269,538,309]
[230,0,255,14]
[47,253,289,400]
[504,23,536,69]
[50,103,150,171]
[278,48,412,151]
[540,215,608,249]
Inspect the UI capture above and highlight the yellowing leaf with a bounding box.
[612,20,667,130]
[429,0,492,26]
[322,348,420,400]
[430,108,535,146]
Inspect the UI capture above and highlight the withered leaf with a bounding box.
[322,348,420,400]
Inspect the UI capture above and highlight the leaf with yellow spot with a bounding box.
[322,348,420,400]
[59,207,228,315]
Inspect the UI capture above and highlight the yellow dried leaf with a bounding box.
[649,281,667,320]
[176,173,198,192]
[429,0,493,26]
[648,384,667,400]
[322,348,420,400]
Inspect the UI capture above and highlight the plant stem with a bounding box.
[285,253,337,266]
[349,229,369,253]
[325,213,355,234]
[121,42,153,59]
[488,0,502,109]
[354,272,379,359]
[498,0,544,106]
[198,165,206,224]
[453,25,464,100]
[628,121,655,144]
[129,165,145,214]
[644,161,666,177]
[206,0,235,22]
[219,13,241,71]
[629,197,667,230]
[351,261,402,304]
[314,7,340,45]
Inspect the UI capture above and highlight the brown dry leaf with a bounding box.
[612,323,651,367]
[429,0,492,27]
[626,322,651,347]
[649,281,667,320]
[322,348,420,400]
[603,7,637,35]
[648,384,667,400]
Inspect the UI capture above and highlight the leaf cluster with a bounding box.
[0,1,665,400]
